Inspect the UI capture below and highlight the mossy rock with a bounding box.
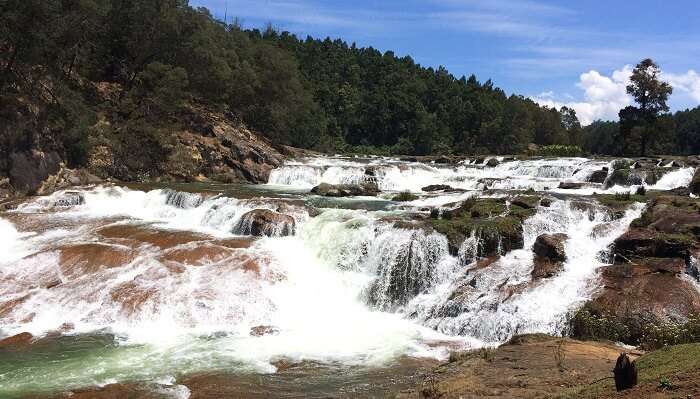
[431,198,531,258]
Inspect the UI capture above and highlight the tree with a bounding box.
[624,59,673,156]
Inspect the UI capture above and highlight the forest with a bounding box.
[2,0,699,179]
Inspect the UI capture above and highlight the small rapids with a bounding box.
[268,156,612,192]
[0,155,693,398]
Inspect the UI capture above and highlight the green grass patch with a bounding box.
[391,191,419,202]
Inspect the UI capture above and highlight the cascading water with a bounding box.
[0,155,687,398]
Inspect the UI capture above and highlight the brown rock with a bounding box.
[250,325,279,336]
[533,233,568,262]
[0,332,33,349]
[233,209,295,237]
[558,182,584,189]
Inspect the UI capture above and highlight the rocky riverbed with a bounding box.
[1,155,699,398]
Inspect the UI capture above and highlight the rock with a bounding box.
[434,156,451,164]
[533,233,568,262]
[531,233,568,279]
[250,325,279,336]
[364,166,376,176]
[690,168,700,195]
[53,191,85,207]
[422,184,453,192]
[540,198,553,207]
[532,257,565,279]
[586,169,608,183]
[604,167,669,189]
[233,209,295,237]
[310,182,380,197]
[511,196,540,209]
[558,182,584,189]
[613,228,692,259]
[613,353,638,391]
[486,158,500,167]
[0,332,33,349]
[9,151,62,194]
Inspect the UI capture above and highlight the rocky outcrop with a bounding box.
[531,233,568,279]
[604,167,669,189]
[232,209,296,237]
[310,182,380,197]
[422,184,453,192]
[690,167,700,195]
[431,198,534,260]
[577,194,700,345]
[586,169,609,184]
[486,158,500,167]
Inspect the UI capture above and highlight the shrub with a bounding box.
[392,191,419,202]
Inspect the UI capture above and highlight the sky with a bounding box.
[190,0,700,125]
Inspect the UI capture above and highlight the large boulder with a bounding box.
[533,233,568,262]
[310,182,380,197]
[531,233,568,279]
[233,209,295,237]
[586,169,609,184]
[558,182,584,189]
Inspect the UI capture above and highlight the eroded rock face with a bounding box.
[233,209,295,237]
[310,182,380,197]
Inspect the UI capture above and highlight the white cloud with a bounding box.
[532,66,633,125]
[664,70,700,103]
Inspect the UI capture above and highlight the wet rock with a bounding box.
[0,332,33,349]
[53,191,85,207]
[613,228,692,259]
[233,209,296,237]
[533,233,568,262]
[540,198,553,207]
[604,167,669,189]
[531,233,568,279]
[486,158,500,167]
[365,166,376,176]
[250,325,279,336]
[510,196,540,209]
[558,182,584,189]
[310,182,380,197]
[586,169,608,183]
[163,189,204,209]
[422,184,453,192]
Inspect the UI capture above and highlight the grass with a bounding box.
[557,343,700,399]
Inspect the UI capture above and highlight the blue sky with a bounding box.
[190,0,700,125]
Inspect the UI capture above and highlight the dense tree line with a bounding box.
[2,1,695,180]
[582,106,700,156]
[1,0,582,177]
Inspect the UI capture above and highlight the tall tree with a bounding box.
[623,58,673,156]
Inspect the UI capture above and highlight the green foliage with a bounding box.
[392,191,419,202]
[639,314,700,350]
[569,305,632,343]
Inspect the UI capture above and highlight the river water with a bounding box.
[0,156,694,398]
